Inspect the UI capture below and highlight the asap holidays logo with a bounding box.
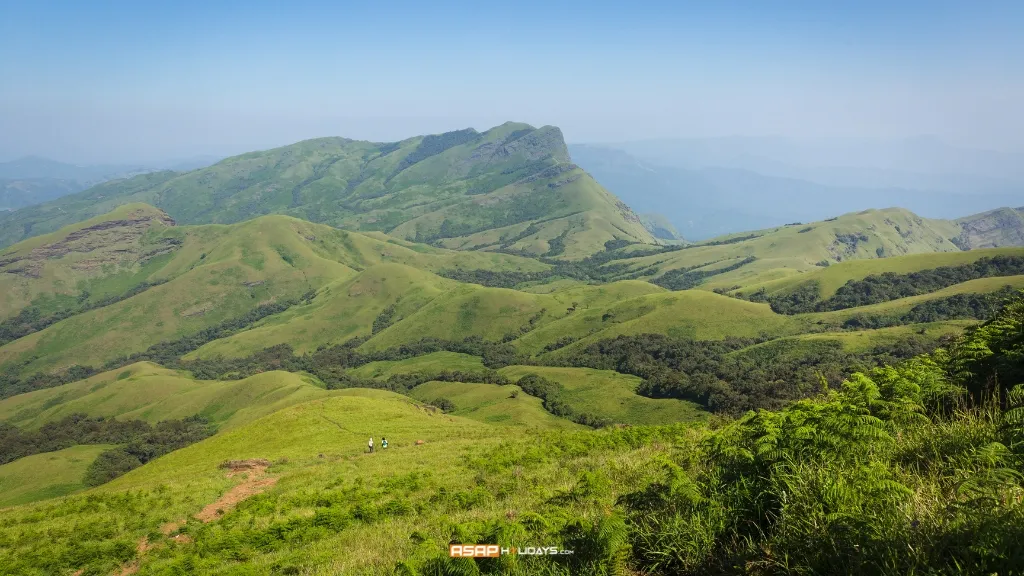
[449,544,573,557]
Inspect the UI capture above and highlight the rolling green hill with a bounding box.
[407,380,582,429]
[339,352,702,426]
[496,366,704,425]
[0,209,544,375]
[602,208,964,292]
[1,203,1017,397]
[0,362,337,431]
[0,171,180,248]
[732,246,1024,300]
[0,123,654,258]
[0,203,177,320]
[0,444,114,507]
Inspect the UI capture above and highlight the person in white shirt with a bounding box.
[368,437,374,453]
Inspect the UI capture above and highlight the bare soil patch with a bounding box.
[196,459,276,522]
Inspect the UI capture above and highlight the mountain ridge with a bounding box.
[0,123,654,258]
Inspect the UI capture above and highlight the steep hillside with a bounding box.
[955,206,1024,249]
[0,124,654,258]
[639,213,684,240]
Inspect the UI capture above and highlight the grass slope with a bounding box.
[344,352,702,426]
[0,203,176,320]
[348,352,487,379]
[0,391,680,575]
[0,210,545,374]
[612,208,963,291]
[498,366,705,425]
[805,275,1024,324]
[0,123,655,258]
[745,246,1024,299]
[0,444,113,507]
[0,171,179,248]
[187,263,455,359]
[518,290,802,358]
[760,321,976,353]
[408,380,581,429]
[0,362,337,430]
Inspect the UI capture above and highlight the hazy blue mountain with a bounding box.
[0,156,145,181]
[0,179,89,211]
[0,155,220,212]
[0,157,149,211]
[569,144,1024,240]
[607,136,1024,184]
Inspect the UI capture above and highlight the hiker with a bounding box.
[368,437,374,453]
[382,437,388,450]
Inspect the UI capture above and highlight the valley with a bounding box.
[1,124,1024,575]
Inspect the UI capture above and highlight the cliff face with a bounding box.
[955,207,1024,249]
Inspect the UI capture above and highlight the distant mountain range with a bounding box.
[570,140,1024,240]
[0,155,221,212]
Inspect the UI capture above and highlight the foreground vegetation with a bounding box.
[1,293,1023,574]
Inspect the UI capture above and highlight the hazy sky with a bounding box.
[1,0,1022,164]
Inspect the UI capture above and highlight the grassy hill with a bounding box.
[3,314,1023,575]
[0,444,113,507]
[407,380,582,429]
[805,275,1024,325]
[603,208,964,292]
[732,247,1024,300]
[0,362,337,431]
[0,171,180,248]
[0,210,544,375]
[340,352,702,426]
[349,352,487,379]
[0,203,177,320]
[1,204,1016,396]
[0,390,694,575]
[516,290,803,358]
[497,366,704,425]
[0,123,654,258]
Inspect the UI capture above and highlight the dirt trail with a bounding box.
[100,460,275,575]
[111,537,151,576]
[195,459,277,522]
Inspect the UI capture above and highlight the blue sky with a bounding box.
[1,0,1022,163]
